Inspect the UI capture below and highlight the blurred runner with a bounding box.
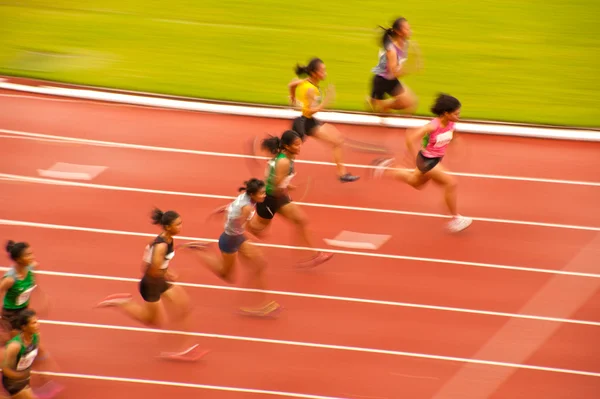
[371,94,472,233]
[367,17,421,114]
[0,240,48,345]
[183,178,282,317]
[2,309,63,399]
[95,208,208,361]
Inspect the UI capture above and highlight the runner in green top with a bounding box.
[248,130,333,268]
[0,241,45,343]
[1,309,60,398]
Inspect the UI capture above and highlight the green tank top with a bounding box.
[7,333,40,372]
[265,153,295,195]
[3,267,36,310]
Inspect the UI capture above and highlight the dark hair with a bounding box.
[6,240,29,261]
[430,94,461,116]
[238,178,266,195]
[15,309,36,330]
[261,130,301,155]
[379,17,407,47]
[295,58,323,77]
[150,208,180,227]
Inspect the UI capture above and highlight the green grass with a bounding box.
[1,1,599,126]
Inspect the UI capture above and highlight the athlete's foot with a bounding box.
[369,157,395,179]
[239,301,282,318]
[33,381,65,399]
[296,252,334,268]
[447,215,473,233]
[95,293,132,308]
[159,344,210,362]
[339,173,360,183]
[178,241,210,251]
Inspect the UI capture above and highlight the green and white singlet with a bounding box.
[265,153,295,196]
[7,333,39,372]
[3,267,36,310]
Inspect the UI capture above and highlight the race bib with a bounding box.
[16,348,38,371]
[434,130,453,147]
[16,285,36,306]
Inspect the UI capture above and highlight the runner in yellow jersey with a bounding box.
[288,58,359,183]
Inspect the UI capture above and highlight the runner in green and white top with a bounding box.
[2,309,62,398]
[0,241,43,342]
[248,130,333,268]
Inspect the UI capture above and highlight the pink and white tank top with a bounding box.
[420,118,455,158]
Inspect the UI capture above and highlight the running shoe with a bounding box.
[447,215,473,233]
[33,381,65,399]
[95,293,132,308]
[296,252,334,268]
[159,344,210,362]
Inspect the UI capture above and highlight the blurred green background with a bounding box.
[1,0,599,126]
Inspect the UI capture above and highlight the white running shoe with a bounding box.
[447,215,473,233]
[369,157,395,179]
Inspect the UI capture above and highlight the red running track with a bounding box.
[1,90,600,398]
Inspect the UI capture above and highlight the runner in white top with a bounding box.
[183,179,282,317]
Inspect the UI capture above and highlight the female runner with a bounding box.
[2,309,62,399]
[183,179,281,317]
[368,17,420,114]
[95,208,207,361]
[0,241,47,344]
[371,94,472,233]
[287,58,359,183]
[247,130,333,268]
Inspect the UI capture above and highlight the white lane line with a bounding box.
[0,218,598,278]
[1,128,599,186]
[1,173,598,232]
[2,267,597,326]
[39,319,600,377]
[29,370,350,399]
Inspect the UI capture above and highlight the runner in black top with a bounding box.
[95,208,208,362]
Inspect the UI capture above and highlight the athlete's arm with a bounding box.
[386,47,408,78]
[0,277,15,303]
[2,341,29,380]
[149,242,168,274]
[272,157,291,196]
[303,86,335,117]
[288,78,306,105]
[406,122,436,157]
[238,205,253,225]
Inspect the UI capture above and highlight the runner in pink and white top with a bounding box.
[371,94,472,233]
[420,117,456,159]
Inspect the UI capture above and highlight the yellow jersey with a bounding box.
[295,79,321,118]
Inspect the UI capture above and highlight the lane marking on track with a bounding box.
[28,370,351,399]
[1,128,599,186]
[38,319,600,377]
[2,267,597,326]
[37,162,107,181]
[324,231,391,250]
[1,173,599,232]
[0,219,598,278]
